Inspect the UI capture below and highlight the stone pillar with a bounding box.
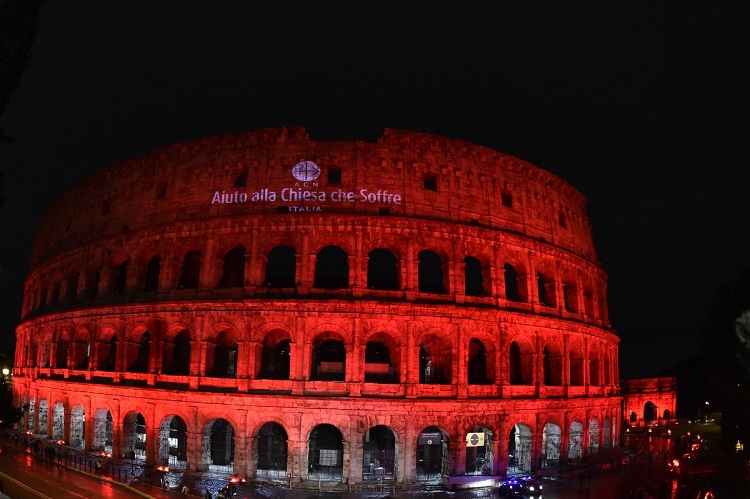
[146,404,158,466]
[199,239,215,290]
[496,416,509,477]
[457,324,467,398]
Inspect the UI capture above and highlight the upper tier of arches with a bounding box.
[22,218,609,328]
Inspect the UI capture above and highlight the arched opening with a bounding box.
[52,401,65,440]
[508,424,532,473]
[629,411,637,423]
[543,345,563,386]
[203,418,234,473]
[159,416,187,469]
[218,246,245,288]
[93,409,113,454]
[265,245,296,287]
[419,335,451,384]
[259,332,291,380]
[603,418,612,449]
[210,330,238,378]
[663,409,671,421]
[536,270,556,307]
[464,256,486,297]
[416,426,449,483]
[73,330,90,370]
[589,418,600,455]
[123,412,146,462]
[590,349,601,386]
[363,425,396,481]
[56,337,69,368]
[179,250,201,289]
[570,347,584,386]
[562,274,579,313]
[541,423,561,469]
[163,329,191,375]
[115,261,129,295]
[70,405,85,448]
[311,338,346,381]
[367,248,399,290]
[465,425,493,475]
[26,398,35,431]
[568,421,583,461]
[307,424,343,480]
[583,282,595,317]
[468,338,490,385]
[418,250,445,294]
[504,262,527,302]
[644,401,656,422]
[509,341,532,385]
[98,333,117,372]
[38,399,48,435]
[314,245,349,289]
[257,422,288,479]
[364,339,398,383]
[144,255,161,292]
[128,331,151,373]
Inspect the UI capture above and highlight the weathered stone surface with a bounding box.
[14,128,621,485]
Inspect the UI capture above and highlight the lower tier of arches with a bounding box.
[13,379,621,483]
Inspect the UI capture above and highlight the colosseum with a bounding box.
[12,127,621,487]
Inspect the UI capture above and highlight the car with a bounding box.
[498,475,543,497]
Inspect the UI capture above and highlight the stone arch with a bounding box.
[204,323,241,378]
[367,248,399,290]
[126,324,152,373]
[55,328,71,368]
[568,420,584,460]
[264,245,296,288]
[603,417,612,449]
[464,256,487,297]
[72,327,91,370]
[70,405,85,448]
[314,245,349,289]
[419,332,452,384]
[258,329,291,380]
[307,423,344,480]
[589,347,601,386]
[363,425,397,480]
[97,325,118,371]
[418,249,447,294]
[202,417,235,472]
[508,423,533,473]
[144,253,161,292]
[588,417,600,454]
[503,257,528,302]
[38,398,48,435]
[363,330,400,383]
[644,401,656,422]
[561,270,579,313]
[159,415,188,469]
[123,411,147,462]
[256,421,288,479]
[52,401,65,440]
[416,425,450,483]
[465,424,493,475]
[162,324,192,375]
[569,343,585,386]
[310,331,346,381]
[178,249,201,289]
[467,338,491,385]
[541,421,562,469]
[542,341,563,386]
[218,245,246,288]
[40,330,53,368]
[509,338,533,385]
[536,264,557,308]
[113,256,130,295]
[93,408,113,454]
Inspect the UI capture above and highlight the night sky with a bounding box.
[1,2,749,380]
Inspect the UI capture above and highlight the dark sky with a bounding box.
[1,1,749,380]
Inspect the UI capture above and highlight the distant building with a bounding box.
[13,128,621,486]
[621,377,678,427]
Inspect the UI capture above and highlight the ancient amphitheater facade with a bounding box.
[13,127,620,485]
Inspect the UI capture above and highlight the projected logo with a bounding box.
[291,161,321,182]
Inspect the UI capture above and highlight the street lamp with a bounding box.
[704,401,709,422]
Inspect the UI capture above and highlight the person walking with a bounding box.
[204,490,213,499]
[181,484,189,497]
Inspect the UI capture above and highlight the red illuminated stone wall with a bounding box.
[13,128,621,486]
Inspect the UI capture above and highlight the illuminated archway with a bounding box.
[362,425,396,480]
[159,415,188,469]
[541,422,561,469]
[203,418,234,473]
[123,412,146,462]
[256,422,288,479]
[70,405,85,448]
[307,424,343,480]
[465,425,493,475]
[508,424,532,473]
[52,401,65,440]
[93,408,113,454]
[568,420,583,460]
[416,426,449,483]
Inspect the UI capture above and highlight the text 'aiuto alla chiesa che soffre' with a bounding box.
[13,127,623,485]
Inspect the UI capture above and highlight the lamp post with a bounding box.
[704,401,709,423]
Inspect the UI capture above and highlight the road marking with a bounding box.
[0,470,53,499]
